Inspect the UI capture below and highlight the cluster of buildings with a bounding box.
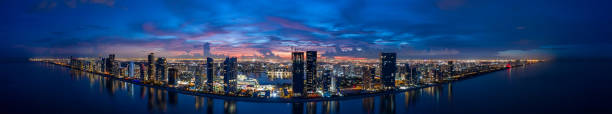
[33,43,541,99]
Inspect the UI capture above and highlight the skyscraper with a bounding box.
[168,68,178,86]
[195,65,202,88]
[112,61,120,77]
[404,63,416,84]
[305,51,317,93]
[128,61,134,78]
[292,52,305,97]
[448,61,454,77]
[363,66,375,91]
[147,53,156,81]
[206,57,214,91]
[156,57,168,82]
[100,58,106,73]
[223,57,237,94]
[435,65,443,82]
[380,53,397,89]
[203,42,211,58]
[322,69,331,93]
[139,63,146,80]
[106,54,116,74]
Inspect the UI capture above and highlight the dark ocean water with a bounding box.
[1,61,611,113]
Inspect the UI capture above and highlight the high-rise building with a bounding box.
[292,52,305,96]
[305,51,317,93]
[128,61,134,78]
[100,58,106,73]
[435,65,443,82]
[120,66,128,78]
[223,57,237,94]
[203,42,211,58]
[139,63,146,80]
[206,57,214,91]
[322,69,331,93]
[156,57,168,82]
[363,66,375,91]
[404,63,417,84]
[448,61,454,77]
[147,53,156,81]
[168,68,178,86]
[380,53,397,89]
[194,64,203,88]
[106,54,116,74]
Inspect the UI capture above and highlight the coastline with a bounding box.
[37,61,521,103]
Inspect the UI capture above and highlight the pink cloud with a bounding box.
[266,17,325,33]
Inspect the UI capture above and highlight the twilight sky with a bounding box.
[2,0,611,59]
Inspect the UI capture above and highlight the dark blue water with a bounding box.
[1,61,611,113]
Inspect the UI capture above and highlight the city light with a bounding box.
[29,46,542,101]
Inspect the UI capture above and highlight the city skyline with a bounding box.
[3,0,612,113]
[34,50,538,101]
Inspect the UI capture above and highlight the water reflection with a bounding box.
[292,103,303,114]
[146,87,168,112]
[448,83,453,103]
[194,97,215,114]
[321,101,339,114]
[362,97,375,114]
[404,90,420,110]
[224,100,237,114]
[59,63,457,113]
[380,94,395,114]
[206,98,214,114]
[195,97,204,111]
[306,102,317,114]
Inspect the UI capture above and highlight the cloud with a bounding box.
[11,0,612,59]
[32,0,117,11]
[267,17,325,33]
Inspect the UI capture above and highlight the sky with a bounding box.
[1,0,611,60]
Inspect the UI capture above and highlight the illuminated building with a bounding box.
[100,58,106,73]
[147,53,156,81]
[404,63,417,84]
[104,54,120,77]
[156,57,168,82]
[30,53,542,101]
[380,53,397,89]
[194,65,202,88]
[206,57,214,91]
[119,67,127,78]
[168,68,178,86]
[448,61,455,77]
[322,69,331,93]
[128,61,134,78]
[363,66,375,91]
[305,51,316,93]
[106,54,115,74]
[224,57,237,94]
[292,52,305,97]
[140,63,146,80]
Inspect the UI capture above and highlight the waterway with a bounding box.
[1,61,611,113]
